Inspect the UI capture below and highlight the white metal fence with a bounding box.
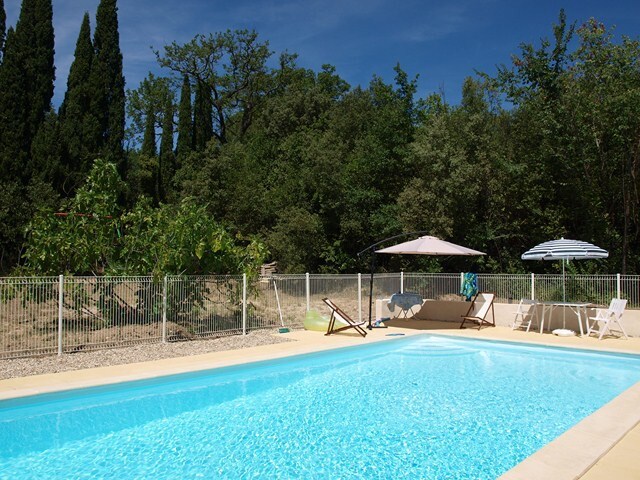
[1,272,639,358]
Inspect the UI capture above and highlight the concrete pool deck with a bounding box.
[1,320,639,479]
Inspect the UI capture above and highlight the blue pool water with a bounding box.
[2,335,640,479]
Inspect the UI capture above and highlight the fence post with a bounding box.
[617,273,621,299]
[58,275,64,356]
[242,273,247,335]
[400,270,404,293]
[306,273,310,311]
[162,275,168,343]
[358,273,362,323]
[531,273,535,300]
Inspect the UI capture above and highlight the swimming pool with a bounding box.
[1,335,640,479]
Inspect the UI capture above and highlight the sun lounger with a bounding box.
[322,298,367,337]
[459,292,495,330]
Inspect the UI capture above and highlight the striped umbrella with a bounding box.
[521,238,608,301]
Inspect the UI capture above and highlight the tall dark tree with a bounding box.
[176,75,193,161]
[0,27,28,178]
[59,12,97,190]
[28,0,55,144]
[0,0,54,180]
[0,0,6,61]
[90,0,125,167]
[140,107,156,157]
[159,98,175,201]
[192,79,212,151]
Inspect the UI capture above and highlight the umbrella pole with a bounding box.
[562,259,566,328]
[367,254,377,330]
[562,259,566,302]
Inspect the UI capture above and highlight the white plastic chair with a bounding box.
[511,299,539,332]
[586,298,628,340]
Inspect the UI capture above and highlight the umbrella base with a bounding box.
[552,328,576,337]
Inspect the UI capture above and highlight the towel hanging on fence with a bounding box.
[460,272,478,301]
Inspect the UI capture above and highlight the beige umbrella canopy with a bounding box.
[376,235,486,256]
[360,234,485,329]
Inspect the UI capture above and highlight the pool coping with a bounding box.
[1,326,639,479]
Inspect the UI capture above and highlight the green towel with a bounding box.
[460,272,478,301]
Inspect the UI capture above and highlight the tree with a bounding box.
[22,159,124,275]
[27,0,55,147]
[490,12,640,273]
[192,79,213,150]
[0,27,29,179]
[22,160,267,276]
[0,0,6,61]
[126,73,174,202]
[563,20,640,272]
[0,0,55,181]
[176,75,193,162]
[59,12,97,192]
[140,105,156,157]
[266,206,327,273]
[157,29,277,145]
[159,97,176,202]
[90,0,125,168]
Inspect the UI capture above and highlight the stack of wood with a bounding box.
[260,262,278,277]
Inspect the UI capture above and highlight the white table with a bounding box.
[538,301,592,336]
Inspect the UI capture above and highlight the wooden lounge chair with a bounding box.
[586,298,628,340]
[322,298,367,337]
[459,292,495,330]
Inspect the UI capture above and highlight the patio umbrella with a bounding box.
[359,235,485,329]
[376,235,485,256]
[521,238,609,302]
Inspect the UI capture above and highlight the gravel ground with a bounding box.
[0,329,297,380]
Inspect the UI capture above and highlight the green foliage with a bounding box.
[22,159,123,275]
[2,10,640,277]
[117,198,267,277]
[265,207,327,273]
[21,160,266,277]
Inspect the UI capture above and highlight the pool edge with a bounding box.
[499,382,640,480]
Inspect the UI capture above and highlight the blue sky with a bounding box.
[4,1,640,106]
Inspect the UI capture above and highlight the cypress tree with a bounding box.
[0,0,6,61]
[0,27,28,178]
[59,12,96,186]
[90,0,125,167]
[30,110,63,184]
[176,75,193,162]
[0,0,54,180]
[159,98,175,201]
[193,79,212,151]
[28,0,55,143]
[141,108,156,158]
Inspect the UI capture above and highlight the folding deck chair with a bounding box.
[459,292,496,330]
[322,298,367,337]
[586,298,628,340]
[511,298,539,332]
